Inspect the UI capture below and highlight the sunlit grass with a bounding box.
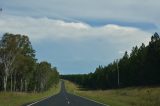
[64,80,160,106]
[0,82,60,106]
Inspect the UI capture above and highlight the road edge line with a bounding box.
[69,92,109,106]
[26,95,53,106]
[26,81,62,106]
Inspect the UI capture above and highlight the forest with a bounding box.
[0,33,59,92]
[62,32,160,89]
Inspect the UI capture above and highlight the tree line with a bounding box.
[61,32,160,89]
[0,33,59,92]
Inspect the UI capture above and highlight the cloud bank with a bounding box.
[0,14,151,47]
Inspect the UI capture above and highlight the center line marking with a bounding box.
[67,101,70,104]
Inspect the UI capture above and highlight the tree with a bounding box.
[0,33,59,92]
[62,32,160,89]
[0,33,36,91]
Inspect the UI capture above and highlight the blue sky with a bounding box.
[0,0,159,74]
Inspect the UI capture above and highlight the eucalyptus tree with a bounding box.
[0,33,59,92]
[0,33,35,91]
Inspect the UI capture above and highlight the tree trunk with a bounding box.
[3,76,8,92]
[13,73,16,92]
[10,74,13,92]
[20,79,23,92]
[40,82,44,91]
[34,85,36,93]
[25,80,27,92]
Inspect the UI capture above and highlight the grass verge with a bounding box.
[64,80,160,106]
[0,82,60,106]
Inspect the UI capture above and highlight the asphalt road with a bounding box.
[27,81,106,106]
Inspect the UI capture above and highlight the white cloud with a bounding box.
[0,14,151,47]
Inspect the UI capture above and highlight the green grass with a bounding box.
[64,80,160,106]
[0,83,60,106]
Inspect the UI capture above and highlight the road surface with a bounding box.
[27,81,106,106]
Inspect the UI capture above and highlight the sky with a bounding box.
[0,0,159,74]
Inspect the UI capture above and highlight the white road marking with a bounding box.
[65,97,70,104]
[27,95,53,106]
[67,101,70,104]
[27,81,62,106]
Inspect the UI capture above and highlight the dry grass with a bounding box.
[64,80,160,106]
[0,83,60,106]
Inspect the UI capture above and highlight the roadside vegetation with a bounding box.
[0,33,60,105]
[63,32,160,106]
[64,80,160,106]
[0,82,60,106]
[0,33,59,92]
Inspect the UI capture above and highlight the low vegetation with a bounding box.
[0,82,60,106]
[64,80,160,106]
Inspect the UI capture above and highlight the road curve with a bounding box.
[27,81,106,106]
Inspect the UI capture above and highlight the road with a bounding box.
[27,81,106,106]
